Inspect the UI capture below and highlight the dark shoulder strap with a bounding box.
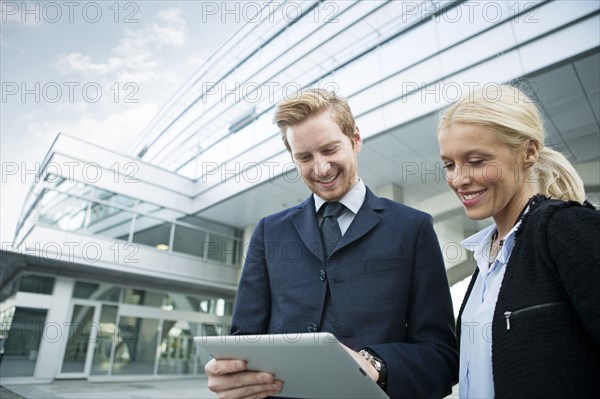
[456,266,479,351]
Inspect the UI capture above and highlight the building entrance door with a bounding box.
[57,301,100,378]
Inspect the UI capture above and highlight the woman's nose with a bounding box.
[447,165,473,188]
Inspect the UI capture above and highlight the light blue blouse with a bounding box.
[458,218,523,398]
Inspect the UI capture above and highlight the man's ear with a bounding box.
[524,139,539,167]
[352,126,362,152]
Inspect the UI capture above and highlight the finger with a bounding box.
[205,358,247,376]
[209,370,276,392]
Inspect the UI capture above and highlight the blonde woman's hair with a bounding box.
[437,84,585,203]
[273,88,356,152]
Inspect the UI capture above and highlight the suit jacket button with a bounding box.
[319,269,327,281]
[307,322,318,332]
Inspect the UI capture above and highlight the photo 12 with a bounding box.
[1,1,598,398]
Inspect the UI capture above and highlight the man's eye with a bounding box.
[443,163,455,170]
[323,146,338,154]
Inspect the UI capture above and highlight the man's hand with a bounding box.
[341,345,379,383]
[204,358,284,399]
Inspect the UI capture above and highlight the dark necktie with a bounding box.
[320,202,345,257]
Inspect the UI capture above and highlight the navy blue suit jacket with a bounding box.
[231,187,458,398]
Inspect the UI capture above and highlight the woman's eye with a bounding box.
[468,159,483,166]
[443,163,455,170]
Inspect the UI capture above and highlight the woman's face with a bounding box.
[438,123,535,228]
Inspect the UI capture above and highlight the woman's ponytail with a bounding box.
[536,147,585,203]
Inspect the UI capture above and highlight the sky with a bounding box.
[1,0,246,243]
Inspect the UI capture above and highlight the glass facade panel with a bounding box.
[157,320,195,375]
[38,191,87,231]
[93,189,137,208]
[89,202,120,225]
[21,179,243,264]
[88,204,133,240]
[112,316,159,375]
[61,305,95,373]
[91,305,118,375]
[73,281,121,302]
[0,307,48,377]
[172,225,206,258]
[206,233,238,264]
[132,216,171,249]
[122,288,166,308]
[18,274,55,295]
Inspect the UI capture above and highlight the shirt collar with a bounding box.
[461,206,530,274]
[313,178,366,215]
[461,224,497,266]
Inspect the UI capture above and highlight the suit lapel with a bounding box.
[291,197,325,261]
[290,188,385,260]
[336,188,384,253]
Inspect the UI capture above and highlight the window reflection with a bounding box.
[131,217,171,250]
[123,288,166,307]
[91,305,118,376]
[0,307,48,377]
[158,320,194,375]
[112,316,159,375]
[172,225,205,257]
[73,282,121,302]
[18,274,55,295]
[61,305,95,373]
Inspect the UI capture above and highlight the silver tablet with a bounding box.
[194,332,389,399]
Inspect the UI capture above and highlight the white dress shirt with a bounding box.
[313,178,366,235]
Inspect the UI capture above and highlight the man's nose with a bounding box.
[312,156,331,176]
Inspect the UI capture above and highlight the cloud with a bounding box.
[154,8,187,46]
[26,103,159,153]
[56,8,187,82]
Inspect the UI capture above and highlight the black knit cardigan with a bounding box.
[456,195,600,398]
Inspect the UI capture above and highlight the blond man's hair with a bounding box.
[273,89,356,151]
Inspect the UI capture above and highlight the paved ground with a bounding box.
[1,378,217,399]
[1,386,27,399]
[2,378,459,398]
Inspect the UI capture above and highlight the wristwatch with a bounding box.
[359,349,387,391]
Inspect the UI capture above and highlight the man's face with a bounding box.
[287,111,362,201]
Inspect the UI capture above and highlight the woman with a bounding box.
[437,84,599,398]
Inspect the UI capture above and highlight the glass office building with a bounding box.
[1,0,598,384]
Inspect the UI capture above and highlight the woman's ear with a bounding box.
[524,139,540,166]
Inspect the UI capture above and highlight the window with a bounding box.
[18,274,54,295]
[73,281,121,302]
[0,307,48,377]
[112,316,160,375]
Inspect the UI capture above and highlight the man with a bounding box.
[205,89,458,399]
